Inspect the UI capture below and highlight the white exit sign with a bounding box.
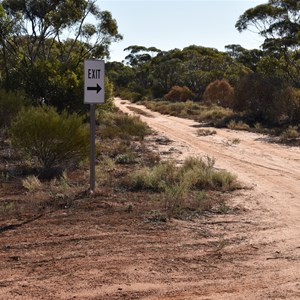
[84,59,105,104]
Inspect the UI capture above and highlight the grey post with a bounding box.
[90,104,96,192]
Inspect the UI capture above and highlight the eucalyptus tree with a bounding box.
[179,45,249,99]
[225,44,263,71]
[0,0,122,110]
[236,0,300,86]
[123,45,162,97]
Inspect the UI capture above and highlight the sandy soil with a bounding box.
[0,99,299,300]
[114,98,300,299]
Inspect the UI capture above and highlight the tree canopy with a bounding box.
[236,0,300,86]
[0,0,122,110]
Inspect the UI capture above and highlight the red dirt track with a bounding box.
[0,99,299,299]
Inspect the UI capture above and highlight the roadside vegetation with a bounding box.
[0,0,299,226]
[105,1,300,144]
[1,102,238,222]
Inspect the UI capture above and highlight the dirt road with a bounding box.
[1,99,300,300]
[115,98,300,299]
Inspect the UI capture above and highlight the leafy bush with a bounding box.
[10,106,89,169]
[0,89,27,128]
[164,86,195,102]
[203,79,234,108]
[118,90,143,102]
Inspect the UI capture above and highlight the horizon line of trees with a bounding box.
[0,0,299,128]
[107,0,300,126]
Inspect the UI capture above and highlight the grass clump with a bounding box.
[180,156,236,190]
[197,129,217,136]
[197,105,233,123]
[142,100,234,124]
[98,112,150,140]
[49,171,70,193]
[128,156,237,218]
[115,151,136,164]
[227,120,250,130]
[129,161,178,192]
[22,175,43,192]
[225,138,241,146]
[279,126,299,142]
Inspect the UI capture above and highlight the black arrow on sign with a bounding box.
[87,84,102,94]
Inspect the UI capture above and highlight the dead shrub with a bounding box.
[203,79,234,108]
[164,86,195,102]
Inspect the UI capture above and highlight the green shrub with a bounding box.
[10,105,89,169]
[128,156,237,218]
[129,161,178,192]
[0,89,27,128]
[181,156,215,173]
[164,183,188,217]
[180,156,236,190]
[118,89,143,102]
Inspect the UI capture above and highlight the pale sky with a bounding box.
[98,0,266,62]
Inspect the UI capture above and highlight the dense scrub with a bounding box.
[9,106,89,170]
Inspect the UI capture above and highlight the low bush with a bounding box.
[197,105,233,123]
[285,88,300,124]
[118,88,145,103]
[10,105,89,169]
